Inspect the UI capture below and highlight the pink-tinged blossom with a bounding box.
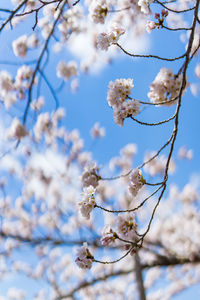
[97,33,111,51]
[56,61,78,81]
[148,68,184,106]
[90,122,105,139]
[101,226,117,246]
[107,78,134,107]
[129,168,145,196]
[89,0,109,24]
[138,0,153,14]
[12,35,28,58]
[81,164,100,188]
[117,213,138,242]
[107,78,140,126]
[34,112,50,142]
[0,71,16,108]
[27,33,39,48]
[146,20,156,34]
[31,96,45,111]
[0,71,13,93]
[97,27,125,51]
[113,99,140,126]
[178,146,193,160]
[6,118,28,140]
[79,186,96,219]
[15,65,33,83]
[75,242,94,269]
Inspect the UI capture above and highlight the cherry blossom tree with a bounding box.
[0,0,199,299]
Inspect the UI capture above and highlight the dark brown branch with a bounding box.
[115,43,186,61]
[130,114,175,126]
[0,0,28,32]
[154,0,195,13]
[95,185,163,213]
[23,0,68,124]
[57,252,200,299]
[139,0,200,245]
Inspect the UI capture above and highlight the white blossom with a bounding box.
[117,213,138,241]
[107,78,140,126]
[31,96,45,111]
[75,242,94,269]
[57,61,78,81]
[90,122,105,139]
[138,0,153,14]
[97,27,125,51]
[12,35,28,58]
[107,78,134,107]
[101,226,116,246]
[6,118,28,140]
[81,164,100,188]
[79,186,96,219]
[0,70,13,93]
[146,20,156,33]
[129,168,145,196]
[97,32,111,51]
[178,146,193,160]
[89,0,109,24]
[148,68,184,106]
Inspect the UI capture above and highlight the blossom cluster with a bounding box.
[6,118,27,140]
[146,9,169,34]
[12,34,38,58]
[100,213,138,249]
[138,0,153,14]
[117,213,138,242]
[97,27,125,51]
[33,108,65,144]
[89,0,109,24]
[90,122,105,139]
[148,68,184,106]
[128,168,145,197]
[75,242,94,269]
[101,226,117,246]
[0,66,34,109]
[107,78,140,126]
[81,164,100,189]
[56,61,78,81]
[79,186,96,219]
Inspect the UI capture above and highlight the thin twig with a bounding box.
[115,43,186,61]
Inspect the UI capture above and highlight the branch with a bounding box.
[0,0,28,32]
[95,185,163,213]
[154,0,195,13]
[115,43,186,61]
[57,252,200,299]
[135,252,146,300]
[0,231,100,247]
[130,114,175,126]
[23,0,68,124]
[139,0,200,245]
